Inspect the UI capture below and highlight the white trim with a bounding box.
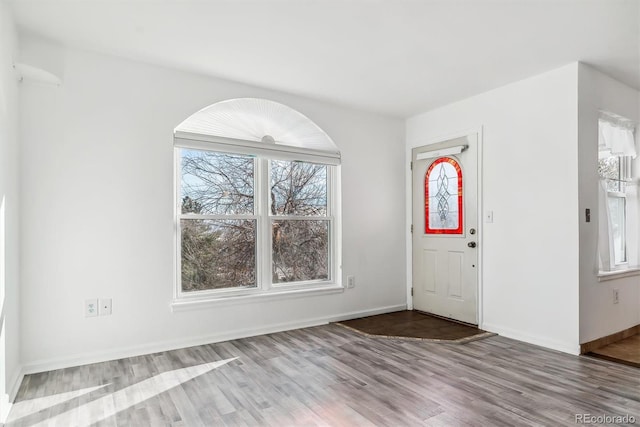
[598,154,636,271]
[174,145,339,302]
[20,304,406,375]
[1,365,25,423]
[0,393,9,424]
[175,131,341,165]
[415,144,468,160]
[476,127,485,328]
[173,148,180,303]
[482,322,580,355]
[418,127,486,150]
[598,267,640,282]
[8,366,23,403]
[268,215,334,221]
[333,165,343,288]
[406,126,484,327]
[406,146,413,310]
[172,283,345,311]
[598,110,637,129]
[179,214,258,220]
[259,156,270,291]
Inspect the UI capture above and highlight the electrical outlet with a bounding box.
[347,275,356,289]
[99,298,112,315]
[613,289,619,304]
[85,299,98,317]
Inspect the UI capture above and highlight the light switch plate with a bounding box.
[485,210,494,223]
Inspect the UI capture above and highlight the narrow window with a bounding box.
[597,115,637,272]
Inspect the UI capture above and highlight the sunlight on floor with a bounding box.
[9,384,109,421]
[9,357,237,427]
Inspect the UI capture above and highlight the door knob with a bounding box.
[467,241,476,248]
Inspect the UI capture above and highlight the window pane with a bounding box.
[181,219,256,291]
[602,179,626,193]
[272,220,328,283]
[270,160,327,216]
[598,156,621,192]
[425,157,462,234]
[181,149,254,215]
[607,196,627,264]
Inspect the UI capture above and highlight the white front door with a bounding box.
[412,134,478,324]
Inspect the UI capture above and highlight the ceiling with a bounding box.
[8,0,640,117]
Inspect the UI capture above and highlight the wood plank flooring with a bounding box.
[7,324,640,426]
[588,334,640,368]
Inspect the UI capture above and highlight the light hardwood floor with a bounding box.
[589,334,640,368]
[7,324,640,426]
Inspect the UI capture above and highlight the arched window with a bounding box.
[424,157,463,234]
[173,98,342,304]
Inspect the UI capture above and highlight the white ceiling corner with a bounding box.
[8,0,640,117]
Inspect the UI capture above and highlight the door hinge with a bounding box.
[410,161,413,171]
[411,288,414,296]
[410,224,413,233]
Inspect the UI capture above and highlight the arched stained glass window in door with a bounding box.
[425,157,463,234]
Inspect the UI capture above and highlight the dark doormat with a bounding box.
[586,334,640,368]
[335,310,495,343]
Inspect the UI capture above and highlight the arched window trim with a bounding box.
[174,131,340,165]
[175,97,340,155]
[424,157,463,235]
[172,101,343,310]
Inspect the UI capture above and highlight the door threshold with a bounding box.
[412,309,478,327]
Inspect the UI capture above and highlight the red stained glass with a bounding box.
[425,157,463,234]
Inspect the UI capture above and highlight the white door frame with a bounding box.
[406,127,484,328]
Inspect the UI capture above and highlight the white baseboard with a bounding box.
[1,366,25,423]
[8,366,24,402]
[482,322,580,355]
[21,304,407,375]
[0,393,9,424]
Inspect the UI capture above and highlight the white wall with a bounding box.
[406,64,580,354]
[0,0,21,419]
[18,37,406,372]
[577,63,640,344]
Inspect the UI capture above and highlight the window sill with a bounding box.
[171,284,345,312]
[598,267,640,282]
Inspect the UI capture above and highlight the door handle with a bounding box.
[467,241,476,248]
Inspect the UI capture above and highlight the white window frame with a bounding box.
[172,132,343,310]
[606,156,630,268]
[598,154,639,278]
[606,190,627,266]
